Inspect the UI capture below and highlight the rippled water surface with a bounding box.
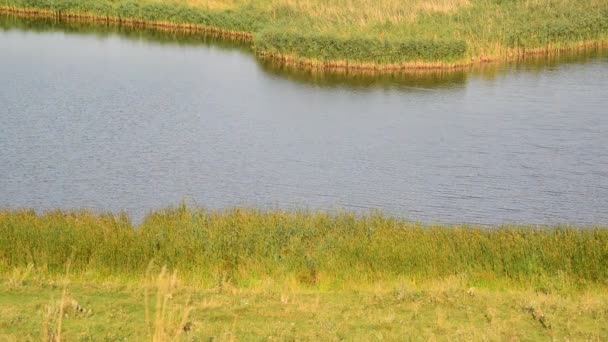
[1,16,607,225]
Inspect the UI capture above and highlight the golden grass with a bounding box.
[172,0,470,23]
[145,267,193,342]
[259,0,471,26]
[181,0,237,10]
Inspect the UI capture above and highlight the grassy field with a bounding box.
[1,0,607,70]
[2,274,608,340]
[1,207,608,339]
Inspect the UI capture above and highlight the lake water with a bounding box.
[1,16,607,225]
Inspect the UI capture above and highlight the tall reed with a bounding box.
[1,207,607,289]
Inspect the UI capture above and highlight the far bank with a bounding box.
[1,0,607,73]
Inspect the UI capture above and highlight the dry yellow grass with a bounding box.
[175,0,470,23]
[180,0,237,10]
[261,0,471,26]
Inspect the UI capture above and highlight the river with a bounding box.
[1,15,607,225]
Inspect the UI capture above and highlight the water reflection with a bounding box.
[3,14,606,90]
[0,14,250,51]
[257,59,469,90]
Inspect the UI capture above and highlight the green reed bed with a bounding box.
[1,0,607,70]
[2,0,266,33]
[255,31,467,66]
[1,207,607,289]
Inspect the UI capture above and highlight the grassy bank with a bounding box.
[1,0,607,71]
[2,207,608,339]
[2,206,608,290]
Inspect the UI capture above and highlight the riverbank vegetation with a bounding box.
[1,0,607,71]
[2,206,608,289]
[1,207,608,339]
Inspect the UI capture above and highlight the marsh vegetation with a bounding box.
[1,207,608,340]
[2,0,607,70]
[2,207,607,288]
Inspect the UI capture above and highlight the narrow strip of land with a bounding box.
[2,0,607,72]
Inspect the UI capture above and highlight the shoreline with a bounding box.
[2,6,607,74]
[0,6,253,40]
[1,207,607,289]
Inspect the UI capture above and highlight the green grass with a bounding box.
[1,274,608,340]
[2,206,608,290]
[1,0,607,69]
[2,207,608,339]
